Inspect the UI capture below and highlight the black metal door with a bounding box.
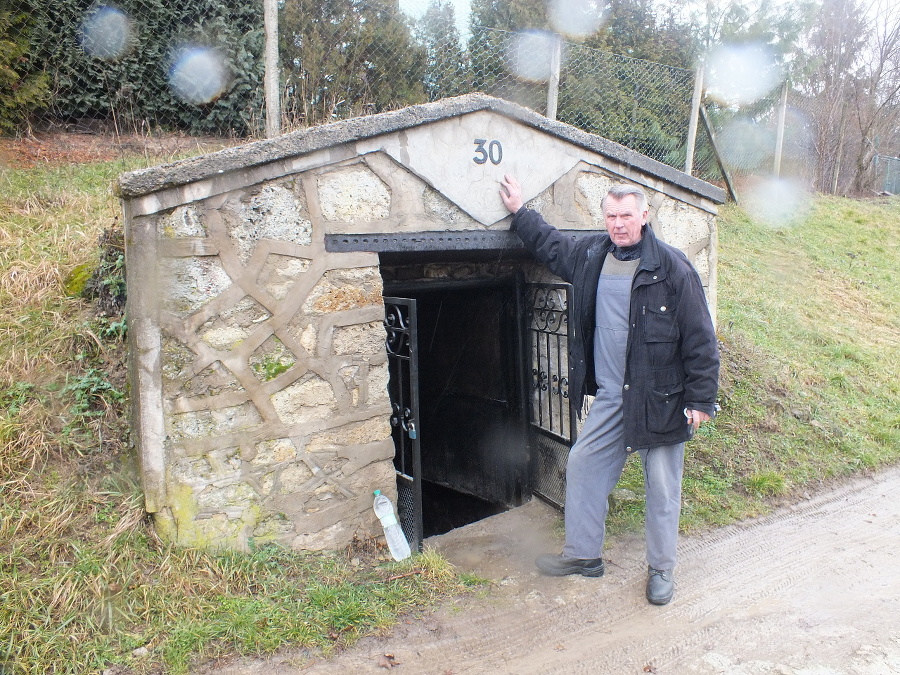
[383,297,423,551]
[523,283,578,509]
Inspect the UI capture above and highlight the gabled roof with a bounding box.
[116,93,725,205]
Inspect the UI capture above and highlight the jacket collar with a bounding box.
[596,224,662,273]
[635,223,662,274]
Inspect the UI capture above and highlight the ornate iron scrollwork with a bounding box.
[384,304,411,357]
[526,283,573,441]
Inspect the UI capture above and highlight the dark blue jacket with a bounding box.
[512,207,720,449]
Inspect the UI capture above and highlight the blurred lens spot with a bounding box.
[548,0,605,38]
[80,6,132,61]
[746,177,811,228]
[706,43,782,106]
[168,47,230,105]
[719,117,774,173]
[506,31,561,83]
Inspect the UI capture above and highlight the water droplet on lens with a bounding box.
[746,177,811,228]
[706,43,782,106]
[80,6,132,61]
[719,117,774,173]
[507,31,559,83]
[548,0,605,38]
[168,47,230,105]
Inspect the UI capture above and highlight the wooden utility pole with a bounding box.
[263,0,281,138]
[773,81,788,177]
[685,65,704,176]
[700,106,739,203]
[546,35,562,121]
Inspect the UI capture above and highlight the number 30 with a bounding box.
[473,139,502,165]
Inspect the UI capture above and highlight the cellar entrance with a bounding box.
[384,277,528,543]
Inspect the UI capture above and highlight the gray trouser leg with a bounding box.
[562,403,627,559]
[638,443,685,571]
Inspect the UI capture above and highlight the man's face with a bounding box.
[603,194,647,247]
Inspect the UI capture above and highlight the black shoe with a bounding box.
[535,554,605,577]
[646,567,674,605]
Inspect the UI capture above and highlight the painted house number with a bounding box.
[473,139,503,165]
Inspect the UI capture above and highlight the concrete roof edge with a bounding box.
[116,93,725,205]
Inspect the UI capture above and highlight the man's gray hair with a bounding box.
[602,184,648,211]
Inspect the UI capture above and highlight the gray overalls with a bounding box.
[562,254,685,571]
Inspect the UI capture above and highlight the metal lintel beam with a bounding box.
[325,230,593,254]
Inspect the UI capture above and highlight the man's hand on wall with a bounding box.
[500,174,523,214]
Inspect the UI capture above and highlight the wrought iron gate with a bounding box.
[383,297,423,551]
[523,283,577,509]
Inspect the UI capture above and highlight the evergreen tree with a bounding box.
[417,0,468,101]
[467,0,548,111]
[0,3,49,133]
[469,0,546,31]
[280,0,426,127]
[554,1,696,163]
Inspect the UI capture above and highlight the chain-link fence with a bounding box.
[876,155,900,194]
[7,0,879,197]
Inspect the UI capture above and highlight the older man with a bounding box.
[500,175,719,605]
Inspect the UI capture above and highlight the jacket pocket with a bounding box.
[643,303,679,367]
[643,303,679,342]
[647,369,685,434]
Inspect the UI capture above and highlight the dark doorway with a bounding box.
[384,278,528,538]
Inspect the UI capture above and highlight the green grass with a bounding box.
[2,152,899,673]
[608,195,900,534]
[0,489,464,674]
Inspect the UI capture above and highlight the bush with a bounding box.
[0,6,50,134]
[21,0,265,135]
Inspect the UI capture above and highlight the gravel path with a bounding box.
[197,465,900,675]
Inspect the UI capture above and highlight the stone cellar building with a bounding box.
[118,94,725,552]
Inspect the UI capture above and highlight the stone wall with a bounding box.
[139,170,399,550]
[120,95,724,552]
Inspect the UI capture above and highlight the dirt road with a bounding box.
[200,466,900,675]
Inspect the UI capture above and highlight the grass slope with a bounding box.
[612,196,900,532]
[1,155,898,673]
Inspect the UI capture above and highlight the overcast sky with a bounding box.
[399,0,473,39]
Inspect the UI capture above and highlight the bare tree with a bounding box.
[798,0,868,194]
[850,0,900,194]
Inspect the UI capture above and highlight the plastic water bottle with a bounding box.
[373,490,411,561]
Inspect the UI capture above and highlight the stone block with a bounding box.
[303,267,383,314]
[249,336,297,382]
[257,253,312,300]
[167,402,263,441]
[306,417,393,453]
[252,437,298,466]
[332,321,385,356]
[232,183,313,264]
[576,171,615,227]
[366,362,390,406]
[158,205,205,238]
[317,165,390,222]
[160,256,232,316]
[270,375,337,426]
[656,198,712,250]
[423,187,478,228]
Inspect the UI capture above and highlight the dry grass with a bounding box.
[0,400,54,494]
[0,147,473,675]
